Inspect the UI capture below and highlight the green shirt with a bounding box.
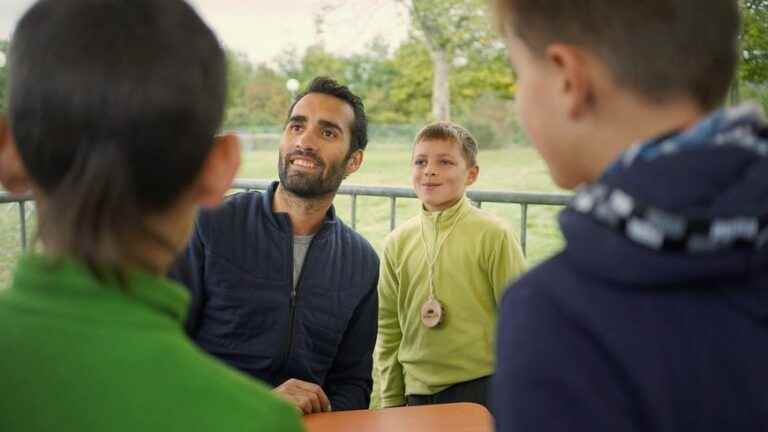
[0,255,303,432]
[375,197,526,407]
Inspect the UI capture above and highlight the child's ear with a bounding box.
[545,43,595,120]
[195,133,241,208]
[343,149,363,178]
[0,116,32,194]
[466,164,479,187]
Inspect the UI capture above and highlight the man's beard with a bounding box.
[278,149,348,198]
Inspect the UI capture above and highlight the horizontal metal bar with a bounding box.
[467,190,571,206]
[230,179,572,206]
[0,191,33,204]
[2,180,571,260]
[2,180,572,207]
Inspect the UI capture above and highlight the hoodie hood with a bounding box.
[560,104,768,291]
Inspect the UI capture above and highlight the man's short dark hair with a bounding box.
[287,77,368,154]
[8,0,226,272]
[493,0,740,110]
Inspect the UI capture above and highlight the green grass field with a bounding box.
[0,144,567,286]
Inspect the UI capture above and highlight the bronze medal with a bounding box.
[421,296,443,328]
[419,207,466,330]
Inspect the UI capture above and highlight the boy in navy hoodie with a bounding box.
[491,1,768,431]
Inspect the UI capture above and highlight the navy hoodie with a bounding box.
[493,105,768,431]
[172,181,379,411]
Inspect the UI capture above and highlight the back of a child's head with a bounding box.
[494,0,740,110]
[6,0,226,271]
[415,122,479,168]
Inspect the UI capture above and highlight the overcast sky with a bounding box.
[0,0,410,65]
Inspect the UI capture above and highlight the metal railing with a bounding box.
[1,179,572,255]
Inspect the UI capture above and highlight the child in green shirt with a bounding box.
[375,122,526,408]
[0,1,301,431]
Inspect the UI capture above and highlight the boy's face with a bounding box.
[411,138,478,212]
[505,31,586,189]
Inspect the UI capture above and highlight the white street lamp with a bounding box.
[452,55,468,68]
[286,78,300,96]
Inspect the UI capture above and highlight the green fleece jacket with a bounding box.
[375,197,526,407]
[0,255,303,432]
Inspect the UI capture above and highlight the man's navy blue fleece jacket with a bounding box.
[172,181,379,411]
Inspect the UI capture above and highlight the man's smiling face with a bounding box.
[278,92,356,198]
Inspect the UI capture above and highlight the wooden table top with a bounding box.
[303,402,493,432]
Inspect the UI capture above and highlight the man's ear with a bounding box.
[466,164,479,187]
[545,43,596,120]
[344,149,363,178]
[195,133,241,208]
[0,116,32,194]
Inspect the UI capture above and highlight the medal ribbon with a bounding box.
[419,205,468,302]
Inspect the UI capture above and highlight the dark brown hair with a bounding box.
[415,122,479,167]
[8,0,226,275]
[493,0,740,110]
[287,76,368,154]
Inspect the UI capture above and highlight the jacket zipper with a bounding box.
[285,283,298,360]
[277,233,317,372]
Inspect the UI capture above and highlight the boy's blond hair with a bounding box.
[414,122,479,167]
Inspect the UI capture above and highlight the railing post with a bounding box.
[350,194,357,230]
[520,203,528,256]
[729,73,740,106]
[389,196,397,232]
[19,201,27,252]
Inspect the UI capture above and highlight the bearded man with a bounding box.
[172,77,379,415]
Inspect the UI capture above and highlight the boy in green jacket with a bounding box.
[0,1,301,431]
[375,122,526,408]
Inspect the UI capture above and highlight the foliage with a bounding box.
[270,33,516,126]
[1,1,765,125]
[742,82,768,113]
[402,0,507,119]
[741,0,768,83]
[385,40,433,122]
[406,0,490,51]
[458,92,526,149]
[277,44,346,89]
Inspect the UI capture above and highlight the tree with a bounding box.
[241,65,293,126]
[400,0,495,120]
[741,0,768,83]
[276,44,346,90]
[223,48,256,127]
[732,0,768,109]
[379,33,516,125]
[218,2,518,130]
[342,38,405,123]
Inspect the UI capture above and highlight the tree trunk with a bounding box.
[431,47,451,121]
